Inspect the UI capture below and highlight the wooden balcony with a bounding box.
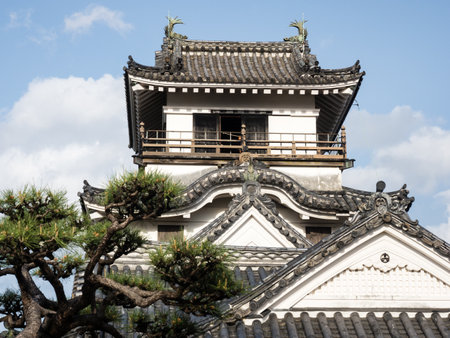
[136,126,351,168]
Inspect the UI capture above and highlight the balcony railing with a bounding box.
[138,125,348,167]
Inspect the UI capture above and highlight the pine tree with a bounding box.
[0,171,243,337]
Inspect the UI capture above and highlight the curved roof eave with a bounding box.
[165,164,366,218]
[126,72,363,91]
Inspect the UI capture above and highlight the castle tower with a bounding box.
[78,21,449,337]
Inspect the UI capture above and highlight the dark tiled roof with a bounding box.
[204,312,449,338]
[78,164,415,219]
[227,246,305,266]
[171,162,414,215]
[191,181,312,248]
[77,179,105,214]
[125,38,364,86]
[234,266,279,288]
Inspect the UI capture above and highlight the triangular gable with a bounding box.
[228,185,450,318]
[191,181,311,249]
[275,227,449,311]
[215,207,297,248]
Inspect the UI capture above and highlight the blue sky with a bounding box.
[0,2,450,328]
[1,0,450,245]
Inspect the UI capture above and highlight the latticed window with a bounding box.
[157,225,184,242]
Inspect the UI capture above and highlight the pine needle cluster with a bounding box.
[150,239,244,317]
[103,170,182,219]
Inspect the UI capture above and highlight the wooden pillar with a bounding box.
[341,125,347,158]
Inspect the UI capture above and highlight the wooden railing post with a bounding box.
[139,122,145,139]
[216,130,220,153]
[341,126,347,158]
[139,122,145,153]
[241,123,248,152]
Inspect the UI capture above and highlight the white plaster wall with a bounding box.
[165,112,193,153]
[146,165,342,191]
[216,208,297,248]
[268,114,317,155]
[275,167,342,191]
[131,197,232,241]
[145,164,216,186]
[269,113,317,134]
[267,202,342,238]
[165,111,193,132]
[181,197,232,238]
[275,203,304,235]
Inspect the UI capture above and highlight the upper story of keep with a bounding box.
[123,20,364,190]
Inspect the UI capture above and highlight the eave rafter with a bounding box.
[128,74,361,95]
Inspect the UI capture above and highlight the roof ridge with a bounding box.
[177,39,301,45]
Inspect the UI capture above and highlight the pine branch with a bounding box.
[89,273,178,308]
[0,267,15,276]
[35,259,67,305]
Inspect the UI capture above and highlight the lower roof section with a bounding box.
[204,311,449,338]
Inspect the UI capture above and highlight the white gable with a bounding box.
[297,264,449,309]
[215,207,296,248]
[265,226,450,312]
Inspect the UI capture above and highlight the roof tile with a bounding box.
[126,38,363,86]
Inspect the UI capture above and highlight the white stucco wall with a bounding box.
[165,110,193,153]
[131,197,233,242]
[268,113,318,155]
[145,164,216,186]
[275,167,342,191]
[216,208,297,248]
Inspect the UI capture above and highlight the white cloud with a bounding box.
[343,105,450,194]
[343,105,450,241]
[64,5,133,35]
[345,105,425,151]
[344,124,450,194]
[6,9,57,45]
[7,9,32,29]
[0,75,134,204]
[28,27,57,44]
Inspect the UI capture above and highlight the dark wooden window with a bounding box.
[157,225,184,242]
[193,113,268,154]
[243,115,267,154]
[220,115,241,153]
[306,226,331,244]
[194,115,217,153]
